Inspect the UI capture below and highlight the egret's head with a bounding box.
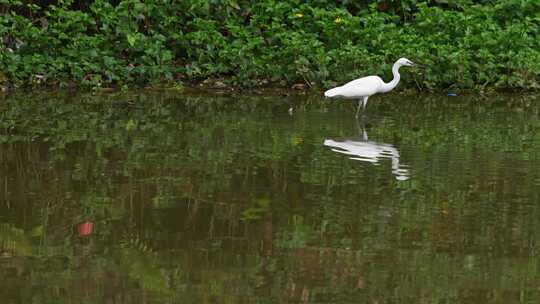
[397,58,415,67]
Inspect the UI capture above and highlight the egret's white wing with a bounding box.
[325,76,384,98]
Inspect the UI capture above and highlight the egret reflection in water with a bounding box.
[324,124,410,180]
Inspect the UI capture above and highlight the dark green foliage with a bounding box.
[0,0,539,89]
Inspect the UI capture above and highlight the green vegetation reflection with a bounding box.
[1,92,540,303]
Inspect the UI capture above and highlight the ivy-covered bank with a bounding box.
[0,0,539,91]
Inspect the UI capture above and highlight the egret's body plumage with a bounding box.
[325,76,383,98]
[324,58,416,117]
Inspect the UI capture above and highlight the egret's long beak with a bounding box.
[413,63,427,68]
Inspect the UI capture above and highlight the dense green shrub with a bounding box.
[0,0,539,90]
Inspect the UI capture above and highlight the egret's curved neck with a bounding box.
[380,63,401,93]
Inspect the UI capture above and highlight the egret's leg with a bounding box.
[355,99,363,118]
[355,118,368,141]
[355,96,369,118]
[362,96,369,110]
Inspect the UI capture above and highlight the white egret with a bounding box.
[324,58,417,117]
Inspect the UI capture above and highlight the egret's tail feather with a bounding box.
[324,87,341,98]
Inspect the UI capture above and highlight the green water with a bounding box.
[1,92,540,303]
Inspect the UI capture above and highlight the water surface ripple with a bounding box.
[1,92,539,303]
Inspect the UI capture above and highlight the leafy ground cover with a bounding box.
[1,0,539,91]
